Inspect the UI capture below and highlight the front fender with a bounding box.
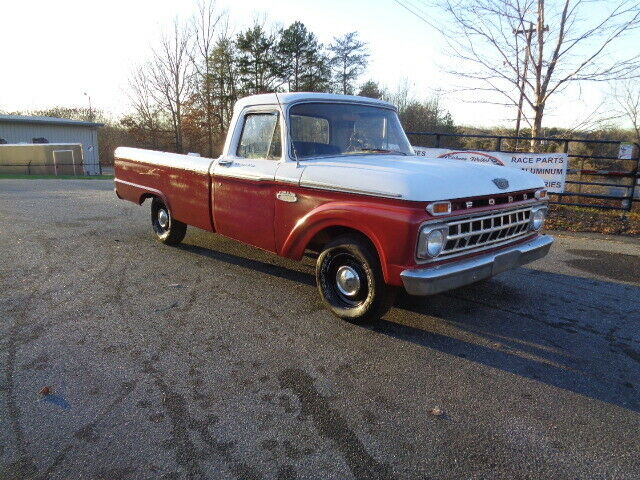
[279,201,423,284]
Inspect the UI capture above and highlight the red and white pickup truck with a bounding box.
[114,93,553,322]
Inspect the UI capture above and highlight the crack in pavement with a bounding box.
[142,359,263,480]
[278,368,395,480]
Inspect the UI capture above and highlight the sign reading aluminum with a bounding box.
[413,147,568,193]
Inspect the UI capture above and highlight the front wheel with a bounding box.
[316,234,396,323]
[151,198,187,245]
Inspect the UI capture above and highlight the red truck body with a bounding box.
[115,151,433,286]
[114,93,552,322]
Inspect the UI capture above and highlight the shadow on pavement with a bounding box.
[179,236,640,413]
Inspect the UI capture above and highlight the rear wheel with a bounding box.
[316,234,395,323]
[151,198,187,245]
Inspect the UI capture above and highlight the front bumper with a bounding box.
[400,234,554,296]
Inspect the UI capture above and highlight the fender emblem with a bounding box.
[493,178,509,190]
[276,191,297,203]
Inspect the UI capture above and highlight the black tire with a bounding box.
[150,197,187,245]
[316,234,396,323]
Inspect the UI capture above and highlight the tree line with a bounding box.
[125,2,373,157]
[8,0,639,164]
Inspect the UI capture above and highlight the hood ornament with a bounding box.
[493,178,509,190]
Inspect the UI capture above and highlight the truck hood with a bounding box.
[299,154,545,202]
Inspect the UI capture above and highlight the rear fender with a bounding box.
[115,178,172,212]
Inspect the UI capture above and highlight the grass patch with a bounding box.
[0,174,113,180]
[547,203,640,236]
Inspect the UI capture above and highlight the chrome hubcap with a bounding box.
[335,265,361,297]
[158,209,169,229]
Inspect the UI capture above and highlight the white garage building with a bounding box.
[0,115,103,175]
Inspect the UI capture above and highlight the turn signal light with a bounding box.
[426,201,451,215]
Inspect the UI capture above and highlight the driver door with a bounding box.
[212,109,282,252]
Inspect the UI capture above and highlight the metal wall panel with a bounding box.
[0,123,100,174]
[0,144,84,175]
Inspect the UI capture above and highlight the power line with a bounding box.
[391,0,442,32]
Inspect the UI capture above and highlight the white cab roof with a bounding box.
[234,92,396,110]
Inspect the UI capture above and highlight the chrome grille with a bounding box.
[441,207,532,256]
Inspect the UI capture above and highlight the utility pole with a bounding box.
[513,22,548,150]
[84,92,93,122]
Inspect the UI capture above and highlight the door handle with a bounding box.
[218,158,233,166]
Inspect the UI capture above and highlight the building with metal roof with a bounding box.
[0,115,103,174]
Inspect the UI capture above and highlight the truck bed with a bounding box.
[114,147,215,232]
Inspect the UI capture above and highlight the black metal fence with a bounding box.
[0,143,102,176]
[407,132,640,212]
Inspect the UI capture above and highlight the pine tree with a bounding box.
[236,24,281,94]
[277,21,328,92]
[209,36,239,132]
[328,32,369,95]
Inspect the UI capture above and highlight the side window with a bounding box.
[237,113,281,160]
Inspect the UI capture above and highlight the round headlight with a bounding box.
[426,229,445,257]
[531,208,546,230]
[417,226,448,259]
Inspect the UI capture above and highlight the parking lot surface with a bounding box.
[1,179,639,480]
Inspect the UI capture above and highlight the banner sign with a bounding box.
[618,142,635,160]
[412,146,568,193]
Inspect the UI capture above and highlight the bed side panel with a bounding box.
[114,147,214,232]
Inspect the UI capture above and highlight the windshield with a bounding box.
[288,102,413,159]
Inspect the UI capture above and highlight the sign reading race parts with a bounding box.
[413,147,568,193]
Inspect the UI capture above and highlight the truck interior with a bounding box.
[289,102,413,159]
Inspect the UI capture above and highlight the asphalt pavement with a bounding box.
[1,179,639,480]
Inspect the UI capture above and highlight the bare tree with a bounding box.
[149,19,194,153]
[385,77,413,113]
[413,0,640,146]
[612,81,640,144]
[127,65,163,149]
[191,0,225,157]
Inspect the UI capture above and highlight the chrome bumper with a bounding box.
[400,235,554,296]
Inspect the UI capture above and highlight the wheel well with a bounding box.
[306,226,376,254]
[139,193,157,205]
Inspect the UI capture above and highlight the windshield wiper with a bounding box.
[351,148,408,156]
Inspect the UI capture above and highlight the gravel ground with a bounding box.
[1,179,639,480]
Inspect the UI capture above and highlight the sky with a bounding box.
[0,0,637,129]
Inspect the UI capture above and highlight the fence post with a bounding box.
[496,137,503,152]
[627,143,639,212]
[565,139,583,196]
[435,134,441,148]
